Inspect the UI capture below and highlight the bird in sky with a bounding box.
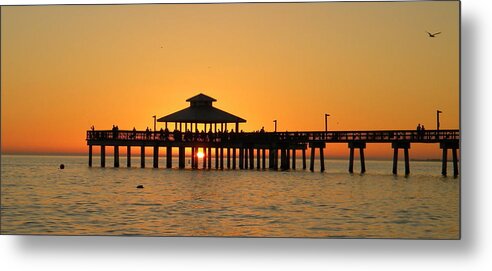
[427,31,441,38]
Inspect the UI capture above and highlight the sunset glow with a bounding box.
[1,2,459,159]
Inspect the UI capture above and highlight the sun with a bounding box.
[197,151,205,159]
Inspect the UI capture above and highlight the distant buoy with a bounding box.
[59,164,65,169]
[136,185,144,189]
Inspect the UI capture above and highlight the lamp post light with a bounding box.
[436,110,442,131]
[273,120,277,133]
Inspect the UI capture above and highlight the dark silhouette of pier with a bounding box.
[86,94,460,176]
[86,129,459,176]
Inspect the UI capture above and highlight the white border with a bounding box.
[2,1,492,271]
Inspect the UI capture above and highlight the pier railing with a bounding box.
[87,129,459,144]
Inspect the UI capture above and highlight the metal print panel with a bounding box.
[0,1,460,239]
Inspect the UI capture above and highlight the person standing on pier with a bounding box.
[164,127,169,141]
[416,123,421,139]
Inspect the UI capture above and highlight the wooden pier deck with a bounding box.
[86,129,460,176]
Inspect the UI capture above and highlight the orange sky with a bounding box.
[1,2,459,158]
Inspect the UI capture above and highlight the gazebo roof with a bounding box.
[157,94,246,123]
[186,93,217,102]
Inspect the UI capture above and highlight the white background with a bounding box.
[0,0,490,270]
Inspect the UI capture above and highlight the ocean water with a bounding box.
[0,155,459,239]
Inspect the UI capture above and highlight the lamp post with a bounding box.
[325,113,330,140]
[273,120,277,132]
[436,110,442,131]
[152,115,157,139]
[325,113,330,132]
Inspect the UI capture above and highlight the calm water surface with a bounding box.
[1,155,459,238]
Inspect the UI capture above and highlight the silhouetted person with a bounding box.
[164,127,169,140]
[112,125,118,139]
[185,129,191,142]
[260,126,265,133]
[90,125,95,139]
[173,128,181,142]
[208,128,213,142]
[421,125,426,139]
[200,129,206,142]
[416,124,421,139]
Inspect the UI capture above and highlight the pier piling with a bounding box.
[166,146,172,168]
[273,148,278,170]
[249,148,254,169]
[262,149,266,169]
[114,146,119,168]
[220,147,224,170]
[191,147,195,169]
[140,146,145,168]
[349,147,354,173]
[127,146,131,167]
[101,145,105,168]
[452,148,459,177]
[153,146,159,168]
[392,147,398,175]
[302,148,306,169]
[441,140,459,177]
[404,148,410,176]
[360,147,366,174]
[88,145,93,167]
[392,142,410,175]
[227,148,231,169]
[179,147,185,169]
[310,147,315,172]
[239,148,244,169]
[348,141,366,174]
[257,148,261,170]
[319,147,325,172]
[292,148,296,169]
[442,147,448,176]
[280,148,287,170]
[215,148,219,169]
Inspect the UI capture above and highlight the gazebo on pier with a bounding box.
[157,93,246,133]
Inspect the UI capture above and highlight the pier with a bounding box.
[86,94,460,176]
[87,128,460,176]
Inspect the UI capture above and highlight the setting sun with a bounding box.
[197,151,205,159]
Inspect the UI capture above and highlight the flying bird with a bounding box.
[427,31,441,38]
